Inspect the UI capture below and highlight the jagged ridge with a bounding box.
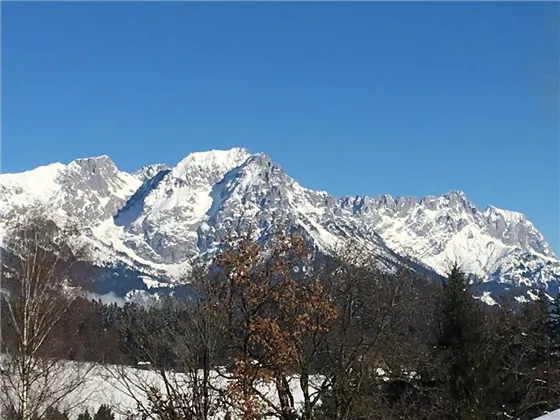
[0,148,558,299]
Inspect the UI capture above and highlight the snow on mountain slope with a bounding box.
[1,148,558,297]
[112,148,252,264]
[0,156,141,224]
[0,162,66,204]
[338,191,559,289]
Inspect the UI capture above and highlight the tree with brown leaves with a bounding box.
[214,231,338,420]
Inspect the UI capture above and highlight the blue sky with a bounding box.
[2,2,559,252]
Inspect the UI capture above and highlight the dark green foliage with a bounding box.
[438,265,492,418]
[2,405,71,420]
[550,293,560,353]
[432,273,560,420]
[65,267,560,420]
[434,265,528,420]
[71,405,114,420]
[41,407,69,420]
[94,405,115,420]
[4,237,559,419]
[531,289,553,363]
[76,409,93,420]
[439,265,482,350]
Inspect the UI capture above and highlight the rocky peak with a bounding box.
[442,189,467,201]
[68,155,116,174]
[134,164,170,182]
[0,148,558,300]
[416,190,473,213]
[479,206,554,258]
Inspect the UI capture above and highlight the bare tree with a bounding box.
[312,243,443,420]
[103,262,227,420]
[0,209,94,420]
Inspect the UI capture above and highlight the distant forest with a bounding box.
[1,211,559,420]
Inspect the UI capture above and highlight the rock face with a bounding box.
[1,147,558,298]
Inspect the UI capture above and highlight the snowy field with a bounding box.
[60,366,560,420]
[57,366,320,420]
[3,360,558,419]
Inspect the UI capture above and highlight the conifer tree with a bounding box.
[42,407,69,420]
[77,409,93,420]
[550,292,560,353]
[531,289,553,363]
[438,264,495,419]
[93,405,115,420]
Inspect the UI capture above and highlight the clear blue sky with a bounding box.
[2,2,559,252]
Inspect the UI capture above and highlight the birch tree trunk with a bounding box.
[1,209,92,419]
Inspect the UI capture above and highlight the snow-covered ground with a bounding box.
[57,365,560,420]
[3,362,323,419]
[534,408,560,419]
[3,359,558,419]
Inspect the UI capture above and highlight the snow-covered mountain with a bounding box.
[1,147,558,298]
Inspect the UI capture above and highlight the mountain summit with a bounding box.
[1,148,558,298]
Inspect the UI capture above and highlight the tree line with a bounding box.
[1,212,559,419]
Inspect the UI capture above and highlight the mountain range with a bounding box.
[1,147,558,302]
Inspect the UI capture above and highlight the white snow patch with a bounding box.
[477,291,497,306]
[533,408,560,419]
[173,147,250,178]
[141,276,171,289]
[11,362,327,419]
[0,162,65,203]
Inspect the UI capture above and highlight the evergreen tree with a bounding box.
[77,409,93,420]
[94,405,115,420]
[438,264,497,419]
[550,292,560,354]
[42,407,69,420]
[531,289,553,363]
